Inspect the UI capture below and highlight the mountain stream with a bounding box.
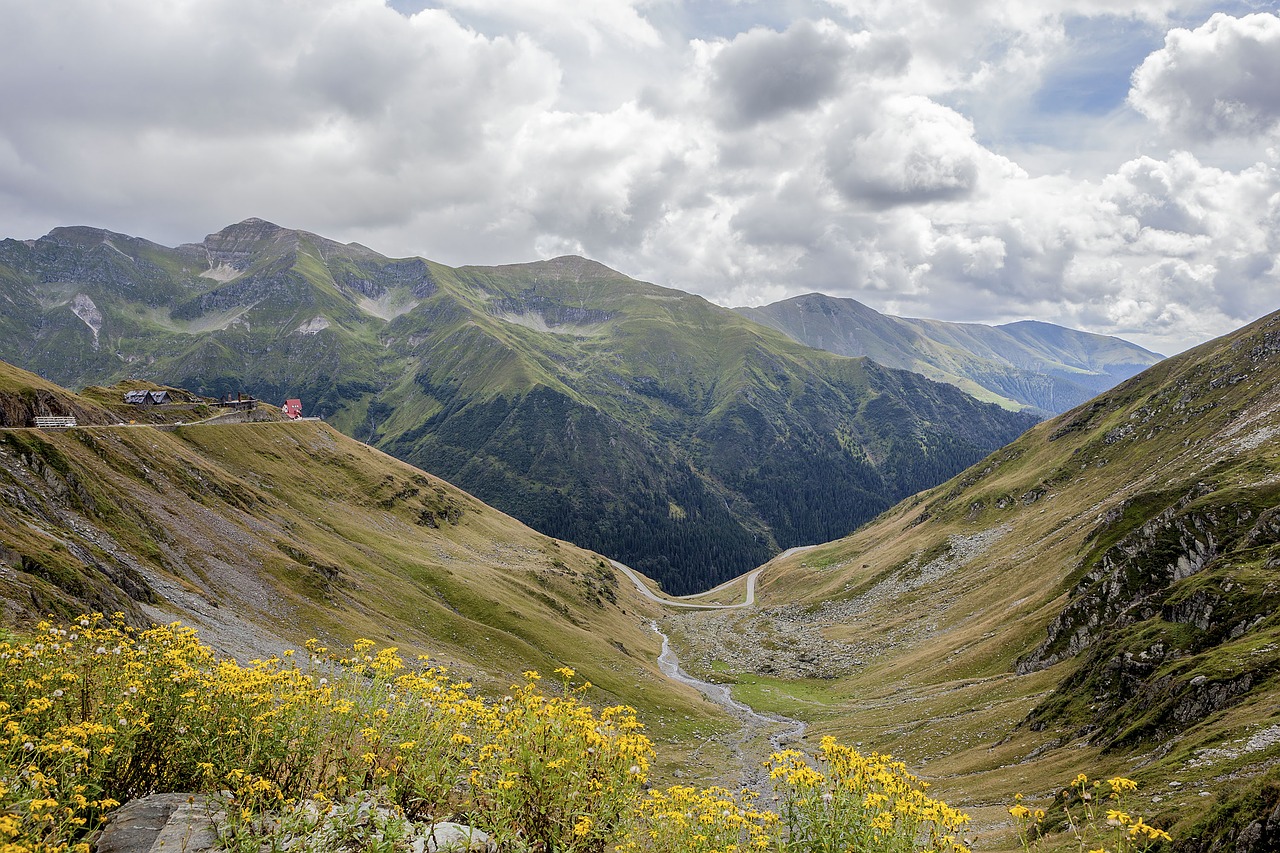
[651,621,806,788]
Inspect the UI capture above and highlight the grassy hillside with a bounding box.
[0,221,1037,594]
[0,365,735,782]
[0,361,119,427]
[664,308,1280,849]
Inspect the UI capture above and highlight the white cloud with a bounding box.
[433,0,663,52]
[709,20,908,128]
[0,0,562,241]
[0,0,1277,356]
[825,96,1022,209]
[1130,12,1280,139]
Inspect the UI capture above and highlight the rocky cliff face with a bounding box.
[1017,487,1275,674]
[197,218,295,271]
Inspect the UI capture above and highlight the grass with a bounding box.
[0,418,732,785]
[682,311,1280,850]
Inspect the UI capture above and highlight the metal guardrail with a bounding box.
[34,416,77,428]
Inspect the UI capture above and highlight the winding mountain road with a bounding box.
[612,544,815,610]
[612,560,760,609]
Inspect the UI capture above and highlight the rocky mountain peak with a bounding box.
[533,255,625,281]
[44,225,125,247]
[207,217,285,239]
[201,218,294,271]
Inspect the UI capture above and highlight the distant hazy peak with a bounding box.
[762,292,878,310]
[997,319,1165,359]
[734,292,1165,414]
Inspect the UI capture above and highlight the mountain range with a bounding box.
[735,292,1163,415]
[1,304,1277,849]
[0,218,1057,592]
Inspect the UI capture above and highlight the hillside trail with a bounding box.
[613,552,815,788]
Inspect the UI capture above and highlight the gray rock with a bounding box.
[425,822,495,852]
[94,794,221,853]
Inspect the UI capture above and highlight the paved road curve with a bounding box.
[611,560,760,609]
[612,544,816,610]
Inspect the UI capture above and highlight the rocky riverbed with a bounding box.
[650,622,806,790]
[661,526,1012,681]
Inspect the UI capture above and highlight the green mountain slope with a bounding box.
[670,308,1280,848]
[0,220,1037,594]
[0,362,731,780]
[0,360,117,426]
[735,293,1163,414]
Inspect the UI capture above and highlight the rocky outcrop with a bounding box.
[0,388,113,427]
[1176,785,1280,853]
[1017,486,1253,673]
[94,793,221,853]
[200,218,290,271]
[489,293,616,328]
[92,794,497,853]
[1019,484,1280,748]
[336,257,436,299]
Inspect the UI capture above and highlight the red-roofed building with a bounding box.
[283,399,303,419]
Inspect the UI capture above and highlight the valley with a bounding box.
[3,220,1046,594]
[0,227,1278,851]
[6,4,1279,851]
[662,309,1280,850]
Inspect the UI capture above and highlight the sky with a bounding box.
[2,2,1279,355]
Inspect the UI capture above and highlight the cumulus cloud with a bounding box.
[1101,152,1280,319]
[435,0,663,52]
[0,0,1276,355]
[824,96,1022,208]
[0,0,561,243]
[710,20,908,128]
[1130,12,1280,139]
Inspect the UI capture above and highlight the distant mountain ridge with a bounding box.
[735,293,1163,414]
[0,219,1037,593]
